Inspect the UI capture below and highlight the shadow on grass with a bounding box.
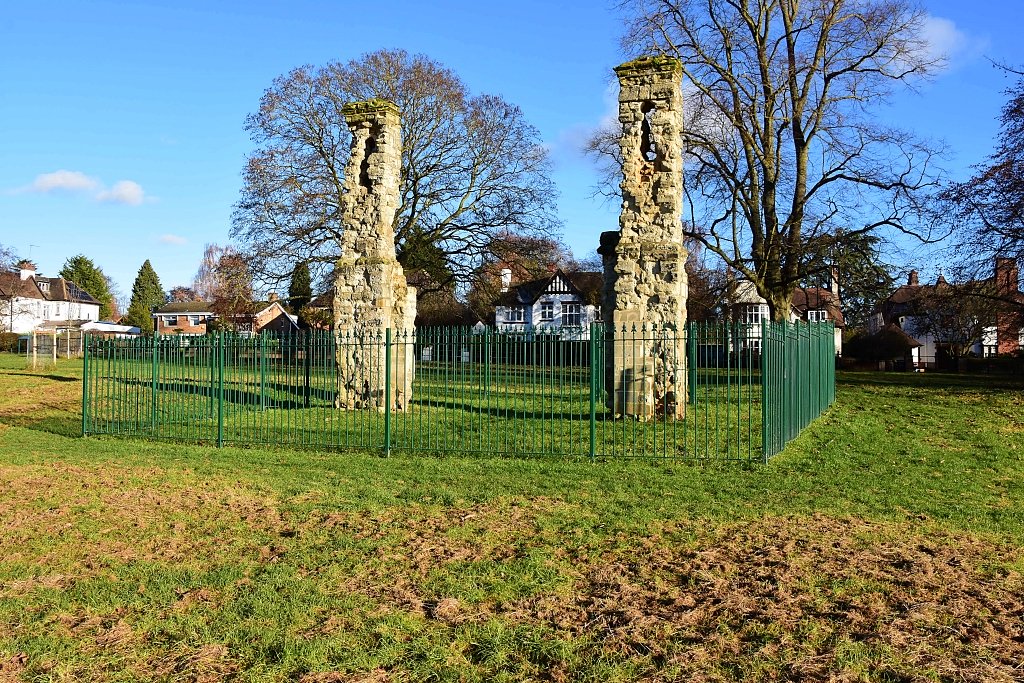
[2,372,80,383]
[0,412,81,438]
[838,370,1024,393]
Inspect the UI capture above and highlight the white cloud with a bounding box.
[158,234,187,246]
[545,82,620,167]
[29,169,100,193]
[921,15,988,70]
[11,170,150,205]
[96,180,146,205]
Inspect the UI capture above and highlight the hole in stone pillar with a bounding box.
[640,101,657,162]
[358,131,378,189]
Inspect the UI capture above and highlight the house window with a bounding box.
[562,303,581,327]
[42,304,50,319]
[807,309,828,322]
[506,306,525,323]
[741,304,769,325]
[540,302,553,321]
[55,303,62,318]
[38,281,49,293]
[189,315,203,326]
[983,345,998,358]
[165,315,178,327]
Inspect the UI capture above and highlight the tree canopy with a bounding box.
[58,254,115,319]
[944,70,1024,283]
[0,244,16,272]
[122,260,165,331]
[591,0,943,320]
[288,262,312,324]
[800,231,897,329]
[232,48,560,296]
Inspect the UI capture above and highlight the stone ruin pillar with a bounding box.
[333,99,417,410]
[597,57,688,419]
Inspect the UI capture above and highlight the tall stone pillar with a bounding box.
[333,99,416,410]
[598,57,688,418]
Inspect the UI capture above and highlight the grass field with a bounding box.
[1,352,1023,681]
[82,339,770,461]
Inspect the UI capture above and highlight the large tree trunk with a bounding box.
[764,289,794,323]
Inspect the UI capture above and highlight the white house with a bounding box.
[728,278,845,355]
[866,259,1023,369]
[494,270,602,339]
[0,261,101,334]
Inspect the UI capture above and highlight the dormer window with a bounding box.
[38,281,50,293]
[807,310,828,322]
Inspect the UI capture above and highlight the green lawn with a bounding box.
[0,352,1022,681]
[84,353,767,461]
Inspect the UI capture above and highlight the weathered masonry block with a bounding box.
[598,56,688,419]
[333,99,416,410]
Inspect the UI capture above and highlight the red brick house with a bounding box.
[152,300,298,335]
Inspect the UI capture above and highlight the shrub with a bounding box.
[0,332,20,353]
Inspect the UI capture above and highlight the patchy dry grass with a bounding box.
[1,353,1023,681]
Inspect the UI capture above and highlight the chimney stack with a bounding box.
[829,267,840,299]
[908,270,918,286]
[17,260,37,281]
[995,257,1019,297]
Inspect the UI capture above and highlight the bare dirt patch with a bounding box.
[308,504,1024,681]
[517,514,1024,681]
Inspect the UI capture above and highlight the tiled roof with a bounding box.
[153,301,214,314]
[0,272,42,299]
[791,287,845,328]
[496,270,603,307]
[0,272,100,305]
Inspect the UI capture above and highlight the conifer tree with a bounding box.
[59,254,115,319]
[122,260,165,331]
[288,262,312,324]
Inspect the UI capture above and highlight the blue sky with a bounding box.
[1,0,1021,302]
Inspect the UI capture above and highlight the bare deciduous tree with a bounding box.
[192,244,231,302]
[590,0,944,319]
[943,68,1024,285]
[232,49,560,296]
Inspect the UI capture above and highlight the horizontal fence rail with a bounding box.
[82,322,836,462]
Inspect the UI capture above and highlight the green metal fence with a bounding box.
[81,322,835,462]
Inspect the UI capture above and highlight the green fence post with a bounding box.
[484,327,491,402]
[217,331,224,448]
[589,322,598,461]
[81,333,89,437]
[303,331,312,409]
[761,321,770,462]
[688,322,697,406]
[260,332,267,411]
[151,331,159,435]
[384,327,392,457]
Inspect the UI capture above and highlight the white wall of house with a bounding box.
[3,296,99,333]
[495,294,600,339]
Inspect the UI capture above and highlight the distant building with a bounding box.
[152,301,215,334]
[867,257,1023,369]
[0,260,101,333]
[728,275,845,355]
[494,269,602,339]
[152,299,298,335]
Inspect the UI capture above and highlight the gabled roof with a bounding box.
[0,272,42,300]
[153,301,214,314]
[791,287,845,328]
[496,270,602,307]
[0,272,100,305]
